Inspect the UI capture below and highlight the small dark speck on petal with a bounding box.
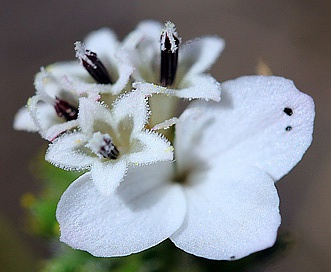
[284,107,293,116]
[286,126,292,131]
[230,256,236,260]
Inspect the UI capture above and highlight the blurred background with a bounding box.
[1,0,330,271]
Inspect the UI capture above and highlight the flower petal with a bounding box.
[45,119,80,142]
[112,91,149,132]
[122,20,162,51]
[49,29,132,95]
[151,117,178,131]
[34,69,79,102]
[176,75,315,181]
[109,50,134,94]
[28,96,69,140]
[176,74,221,101]
[134,74,221,102]
[85,28,134,94]
[178,36,225,76]
[84,28,119,59]
[78,98,114,135]
[48,62,113,95]
[126,131,173,165]
[90,160,127,195]
[170,166,280,260]
[45,132,92,171]
[13,106,38,132]
[122,21,162,83]
[46,61,87,80]
[56,163,186,257]
[28,70,81,140]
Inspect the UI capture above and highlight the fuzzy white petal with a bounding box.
[49,65,113,95]
[85,29,133,94]
[83,28,133,94]
[78,98,114,135]
[60,63,132,96]
[134,74,221,102]
[122,20,162,51]
[177,75,315,181]
[126,131,173,165]
[49,29,132,95]
[112,91,149,132]
[171,167,280,260]
[176,74,221,101]
[78,92,149,136]
[126,22,222,102]
[13,107,38,132]
[34,69,79,102]
[179,36,225,76]
[28,96,70,140]
[56,165,186,257]
[28,70,81,140]
[109,51,134,94]
[151,117,178,131]
[123,21,162,83]
[90,160,127,195]
[84,28,119,58]
[45,120,79,142]
[45,132,92,171]
[46,62,87,79]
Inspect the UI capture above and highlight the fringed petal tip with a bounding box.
[13,106,38,132]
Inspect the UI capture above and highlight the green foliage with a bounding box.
[39,235,292,272]
[22,150,81,237]
[0,215,37,271]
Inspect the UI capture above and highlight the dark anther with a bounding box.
[100,137,119,159]
[54,97,78,121]
[230,256,236,260]
[75,42,112,84]
[284,107,293,116]
[285,126,292,131]
[160,22,180,87]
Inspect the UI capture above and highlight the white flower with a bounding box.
[124,20,224,102]
[55,75,315,260]
[14,28,134,140]
[14,69,95,141]
[46,90,174,195]
[46,28,133,95]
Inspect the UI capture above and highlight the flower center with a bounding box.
[75,42,113,84]
[86,132,119,159]
[160,21,180,87]
[54,97,78,121]
[171,157,209,186]
[172,169,190,185]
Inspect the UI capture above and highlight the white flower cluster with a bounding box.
[14,20,315,260]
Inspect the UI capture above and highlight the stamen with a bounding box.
[74,41,113,84]
[160,21,181,87]
[54,97,78,121]
[86,132,119,160]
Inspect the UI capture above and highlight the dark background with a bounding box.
[1,0,331,271]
